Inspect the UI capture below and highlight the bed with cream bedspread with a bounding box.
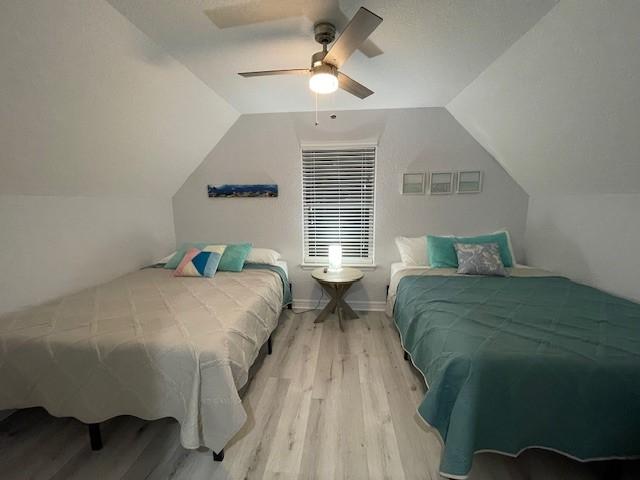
[0,267,284,452]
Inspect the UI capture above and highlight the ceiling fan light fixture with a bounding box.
[237,7,382,100]
[309,64,338,94]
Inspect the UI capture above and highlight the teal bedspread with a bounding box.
[394,275,640,478]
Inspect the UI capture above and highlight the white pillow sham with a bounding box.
[246,248,282,266]
[157,252,176,264]
[495,228,517,265]
[395,236,428,266]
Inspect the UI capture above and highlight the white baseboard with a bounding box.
[0,409,15,422]
[292,298,386,312]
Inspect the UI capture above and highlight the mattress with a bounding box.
[0,266,287,452]
[392,271,640,478]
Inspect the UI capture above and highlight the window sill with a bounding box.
[299,264,378,271]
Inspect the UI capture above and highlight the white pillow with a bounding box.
[494,229,517,265]
[246,248,282,266]
[395,236,428,266]
[157,252,176,264]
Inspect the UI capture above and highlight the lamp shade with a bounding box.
[309,64,339,94]
[327,244,343,272]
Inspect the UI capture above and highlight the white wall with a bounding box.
[447,0,640,195]
[0,0,238,316]
[173,108,529,308]
[0,195,175,316]
[525,194,640,303]
[0,0,237,197]
[445,0,640,302]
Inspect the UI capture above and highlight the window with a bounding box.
[302,145,376,266]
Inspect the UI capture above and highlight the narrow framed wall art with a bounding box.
[207,184,278,198]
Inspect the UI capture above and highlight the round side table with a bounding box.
[311,267,364,331]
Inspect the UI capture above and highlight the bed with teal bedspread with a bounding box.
[393,274,640,478]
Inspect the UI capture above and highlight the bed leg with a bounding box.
[212,449,224,462]
[267,335,273,355]
[404,351,410,361]
[288,283,293,310]
[88,423,103,451]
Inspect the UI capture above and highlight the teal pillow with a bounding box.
[428,232,514,268]
[164,242,209,269]
[427,235,458,268]
[218,243,252,272]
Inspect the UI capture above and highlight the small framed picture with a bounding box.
[402,173,426,195]
[457,171,483,194]
[429,172,454,195]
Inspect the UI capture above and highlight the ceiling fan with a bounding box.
[238,7,383,99]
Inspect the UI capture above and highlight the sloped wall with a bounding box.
[447,1,640,300]
[447,1,640,196]
[0,0,237,315]
[172,108,529,308]
[525,194,640,302]
[0,195,175,315]
[1,0,238,196]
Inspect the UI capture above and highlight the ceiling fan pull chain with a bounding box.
[315,91,319,126]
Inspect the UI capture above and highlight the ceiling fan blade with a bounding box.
[324,7,383,68]
[204,1,304,29]
[239,69,309,77]
[358,38,384,58]
[338,72,373,99]
[328,8,384,59]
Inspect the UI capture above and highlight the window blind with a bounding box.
[302,146,376,265]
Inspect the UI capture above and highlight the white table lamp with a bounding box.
[327,244,343,272]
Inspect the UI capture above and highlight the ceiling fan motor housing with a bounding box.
[314,22,336,46]
[311,50,328,68]
[312,23,336,68]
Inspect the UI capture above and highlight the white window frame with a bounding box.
[301,143,377,267]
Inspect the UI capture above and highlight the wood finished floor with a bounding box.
[1,310,639,480]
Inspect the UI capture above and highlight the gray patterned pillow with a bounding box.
[454,242,508,277]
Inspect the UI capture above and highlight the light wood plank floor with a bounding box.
[1,310,639,480]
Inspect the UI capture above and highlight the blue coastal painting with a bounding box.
[207,184,278,198]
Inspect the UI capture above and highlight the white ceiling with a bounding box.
[1,0,238,197]
[6,0,636,201]
[448,1,640,195]
[106,0,558,113]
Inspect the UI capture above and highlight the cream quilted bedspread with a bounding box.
[0,268,283,452]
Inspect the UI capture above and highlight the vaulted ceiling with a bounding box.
[1,0,238,197]
[448,1,640,195]
[2,0,638,199]
[106,0,558,113]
